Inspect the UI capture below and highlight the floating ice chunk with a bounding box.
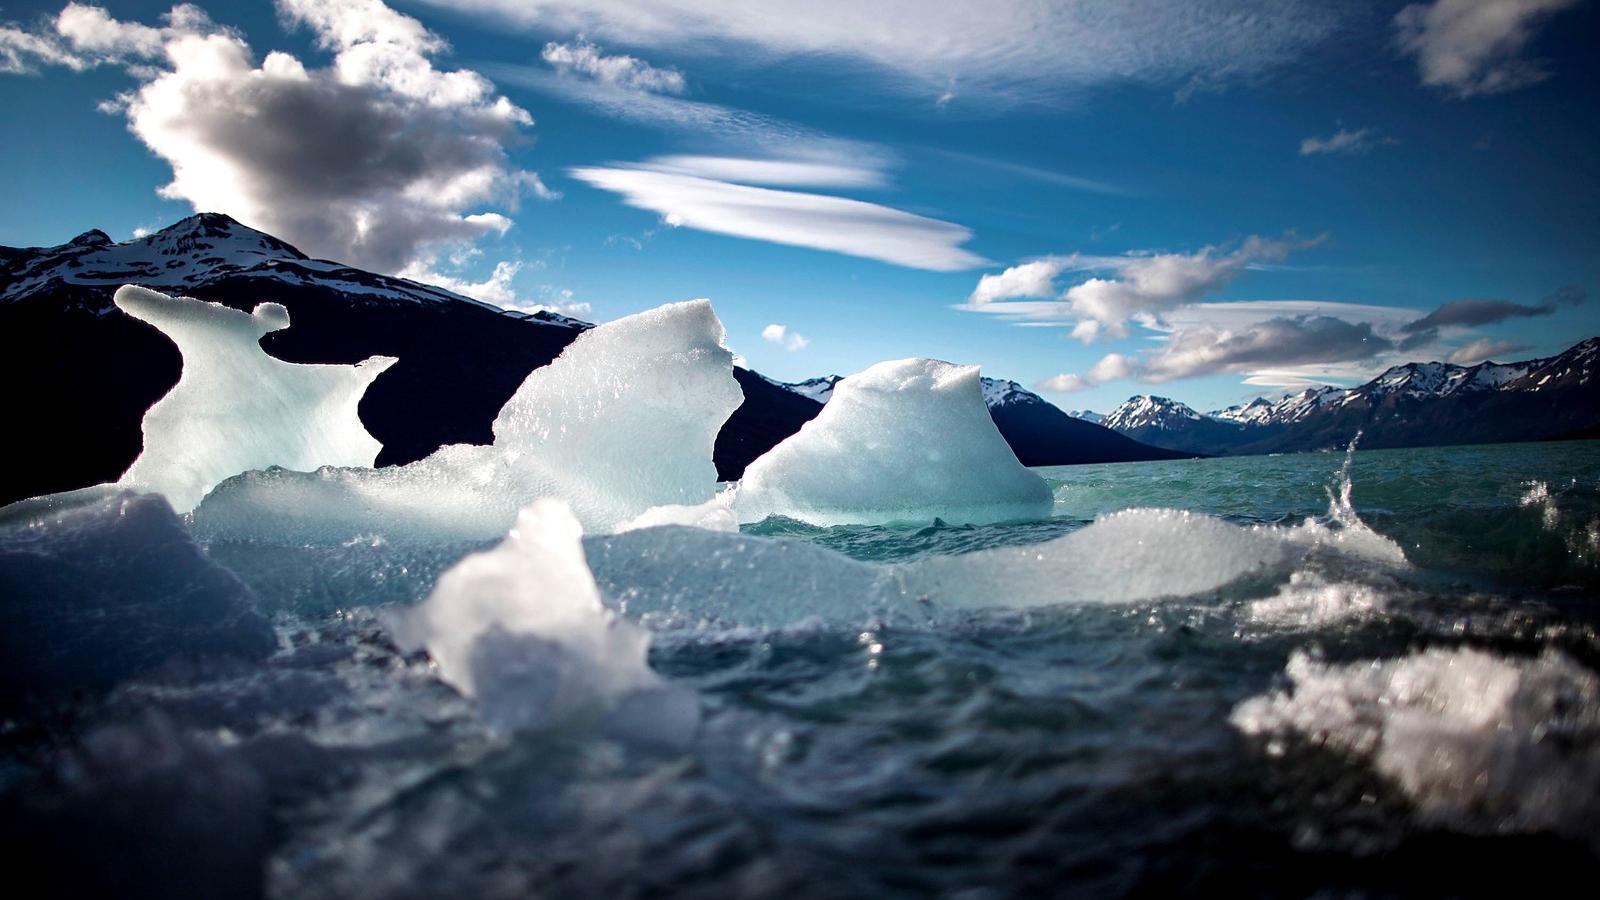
[0,490,275,704]
[733,358,1053,526]
[390,499,690,735]
[617,498,739,533]
[193,300,740,541]
[115,285,395,513]
[588,504,1406,630]
[1232,647,1600,843]
[906,508,1293,606]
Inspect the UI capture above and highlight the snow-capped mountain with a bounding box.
[1067,409,1106,425]
[783,375,842,404]
[0,212,584,327]
[1101,396,1245,456]
[1103,396,1204,432]
[1098,339,1600,456]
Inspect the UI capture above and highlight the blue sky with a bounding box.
[1,0,1596,413]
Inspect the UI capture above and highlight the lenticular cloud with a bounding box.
[116,286,395,513]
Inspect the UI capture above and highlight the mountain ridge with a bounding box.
[1091,338,1600,456]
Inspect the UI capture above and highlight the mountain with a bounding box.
[765,375,1192,467]
[1067,409,1105,425]
[1099,340,1600,457]
[1101,396,1251,456]
[0,214,1183,506]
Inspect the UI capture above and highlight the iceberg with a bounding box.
[732,358,1053,526]
[115,285,395,513]
[389,499,691,735]
[0,490,275,704]
[192,300,742,541]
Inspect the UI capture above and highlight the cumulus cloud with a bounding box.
[1447,337,1531,365]
[761,323,809,351]
[1395,0,1580,97]
[962,236,1308,339]
[1300,126,1391,156]
[541,38,686,93]
[968,257,1072,306]
[399,256,526,307]
[2,1,551,274]
[425,0,1344,101]
[569,163,985,271]
[1143,316,1394,382]
[1035,352,1133,393]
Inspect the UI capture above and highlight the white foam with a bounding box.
[192,299,741,541]
[1233,647,1600,840]
[389,499,689,734]
[115,286,395,512]
[1244,570,1384,628]
[732,358,1053,526]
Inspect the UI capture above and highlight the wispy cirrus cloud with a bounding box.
[426,0,1345,102]
[569,160,986,271]
[1300,126,1393,156]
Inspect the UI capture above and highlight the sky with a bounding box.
[1,0,1596,413]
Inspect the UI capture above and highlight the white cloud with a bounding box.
[761,323,809,351]
[1395,0,1580,97]
[570,163,985,271]
[1300,126,1390,156]
[1087,352,1134,383]
[399,257,526,307]
[2,1,551,274]
[1035,352,1133,393]
[541,38,686,93]
[426,0,1343,101]
[961,237,1308,338]
[968,257,1072,306]
[1447,337,1531,365]
[1035,373,1089,393]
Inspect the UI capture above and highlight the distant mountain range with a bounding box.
[0,214,1181,505]
[1079,340,1600,456]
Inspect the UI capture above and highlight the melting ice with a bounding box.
[116,286,395,512]
[192,299,741,540]
[732,358,1054,526]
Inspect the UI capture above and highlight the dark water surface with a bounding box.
[4,442,1599,897]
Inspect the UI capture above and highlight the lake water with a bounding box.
[6,441,1599,896]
